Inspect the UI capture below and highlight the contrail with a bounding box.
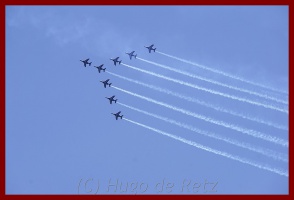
[106,71,287,131]
[121,63,288,114]
[124,117,288,177]
[119,102,288,162]
[156,50,288,96]
[112,86,288,147]
[137,57,288,105]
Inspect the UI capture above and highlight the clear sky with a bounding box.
[6,6,288,194]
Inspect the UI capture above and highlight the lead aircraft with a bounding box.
[80,58,92,67]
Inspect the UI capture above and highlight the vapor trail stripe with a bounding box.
[107,71,287,131]
[124,118,288,177]
[112,86,288,147]
[121,63,288,114]
[119,102,288,162]
[156,50,288,95]
[137,57,288,105]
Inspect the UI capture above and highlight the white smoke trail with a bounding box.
[124,118,288,177]
[156,50,288,96]
[119,102,288,162]
[137,57,288,105]
[121,63,288,114]
[112,86,288,147]
[106,71,287,131]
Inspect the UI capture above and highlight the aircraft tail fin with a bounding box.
[135,54,137,59]
[89,62,92,66]
[119,61,122,65]
[120,115,123,119]
[115,99,117,103]
[154,48,156,52]
[103,68,106,72]
[109,83,112,87]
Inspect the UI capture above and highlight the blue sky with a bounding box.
[6,6,288,194]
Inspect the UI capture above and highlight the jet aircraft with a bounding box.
[126,51,137,60]
[111,111,123,120]
[94,64,106,73]
[144,44,156,53]
[110,57,122,66]
[80,58,92,67]
[100,79,112,88]
[105,95,117,104]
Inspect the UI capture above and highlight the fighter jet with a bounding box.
[105,95,117,104]
[126,51,137,60]
[110,57,122,66]
[100,79,112,88]
[94,64,106,73]
[144,44,156,53]
[80,58,92,67]
[111,111,123,120]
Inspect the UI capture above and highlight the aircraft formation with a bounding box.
[79,42,289,179]
[80,44,156,120]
